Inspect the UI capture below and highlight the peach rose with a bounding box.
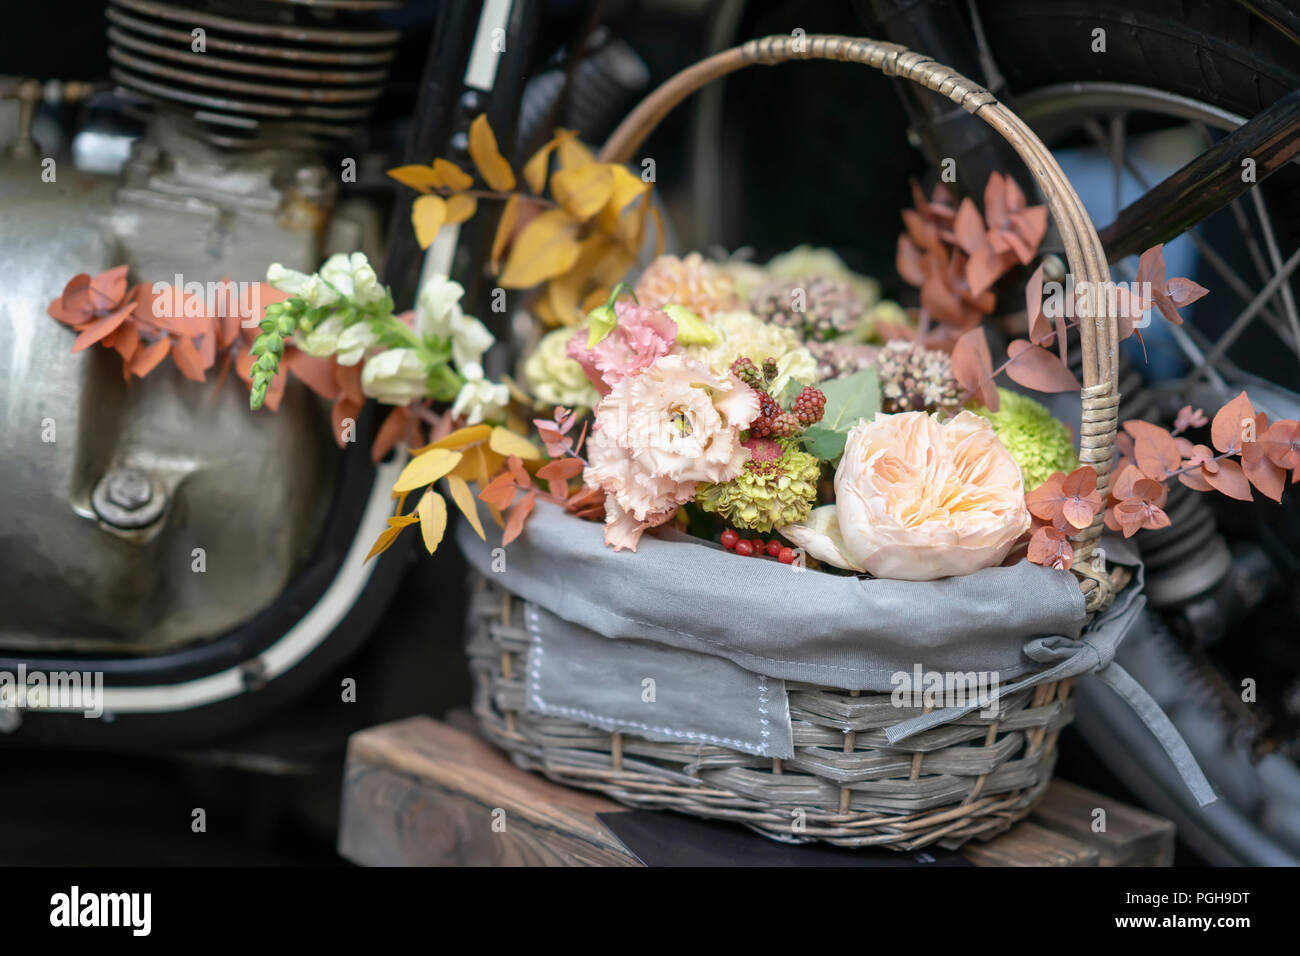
[585,354,758,550]
[781,410,1030,580]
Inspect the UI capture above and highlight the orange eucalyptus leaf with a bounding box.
[502,489,537,546]
[1004,339,1081,393]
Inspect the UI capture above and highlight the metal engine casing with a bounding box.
[0,142,338,655]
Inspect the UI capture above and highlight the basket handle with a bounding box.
[599,34,1121,606]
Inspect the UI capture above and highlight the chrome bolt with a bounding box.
[92,468,166,529]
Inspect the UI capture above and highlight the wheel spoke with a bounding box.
[1188,244,1300,382]
[1248,188,1300,359]
[1109,113,1126,220]
[1084,118,1293,344]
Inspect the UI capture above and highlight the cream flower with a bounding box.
[523,327,601,409]
[451,365,509,426]
[781,410,1030,580]
[415,275,495,371]
[585,354,758,550]
[361,348,428,405]
[296,313,346,357]
[335,322,379,365]
[319,252,385,306]
[685,310,819,393]
[266,263,312,297]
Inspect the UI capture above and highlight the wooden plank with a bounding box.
[1029,779,1176,866]
[961,821,1100,867]
[338,716,642,866]
[339,717,1171,867]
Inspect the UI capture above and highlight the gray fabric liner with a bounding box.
[458,500,1215,805]
[524,600,795,758]
[460,500,1090,690]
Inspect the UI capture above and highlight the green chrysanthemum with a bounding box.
[697,438,821,532]
[974,388,1078,489]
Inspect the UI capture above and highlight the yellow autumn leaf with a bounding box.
[523,139,558,194]
[412,194,447,249]
[393,447,462,492]
[451,443,503,486]
[417,490,448,554]
[557,134,595,170]
[445,193,477,224]
[546,276,580,327]
[498,209,581,288]
[445,473,485,541]
[468,114,516,191]
[550,164,615,222]
[544,234,607,325]
[611,189,650,253]
[490,195,520,274]
[365,514,419,562]
[388,164,440,193]
[432,158,474,191]
[489,426,541,460]
[598,164,650,231]
[423,423,492,452]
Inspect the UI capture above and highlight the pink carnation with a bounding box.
[584,354,759,550]
[566,301,678,396]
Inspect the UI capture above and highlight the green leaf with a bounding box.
[797,368,879,461]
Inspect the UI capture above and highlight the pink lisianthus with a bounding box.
[566,301,678,395]
[584,354,759,550]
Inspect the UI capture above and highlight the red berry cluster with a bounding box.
[792,386,826,425]
[721,528,797,564]
[748,392,783,438]
[730,356,826,442]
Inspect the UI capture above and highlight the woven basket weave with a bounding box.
[466,34,1126,850]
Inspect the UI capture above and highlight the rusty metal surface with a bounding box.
[107,0,402,144]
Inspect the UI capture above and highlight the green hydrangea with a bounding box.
[697,438,821,532]
[523,326,600,409]
[974,388,1078,489]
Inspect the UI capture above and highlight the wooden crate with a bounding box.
[339,716,1174,867]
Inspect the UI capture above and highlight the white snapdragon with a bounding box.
[295,313,346,358]
[451,364,509,425]
[336,323,379,366]
[320,252,386,306]
[266,263,312,297]
[361,348,429,405]
[416,275,496,372]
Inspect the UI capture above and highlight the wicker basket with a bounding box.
[466,34,1126,850]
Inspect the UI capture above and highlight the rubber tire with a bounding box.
[981,0,1300,119]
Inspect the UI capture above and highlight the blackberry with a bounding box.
[792,386,826,426]
[730,356,764,389]
[748,391,782,438]
[771,412,802,439]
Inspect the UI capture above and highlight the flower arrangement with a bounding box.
[363,116,1300,580]
[52,112,1297,586]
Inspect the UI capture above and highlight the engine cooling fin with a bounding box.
[107,0,402,145]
